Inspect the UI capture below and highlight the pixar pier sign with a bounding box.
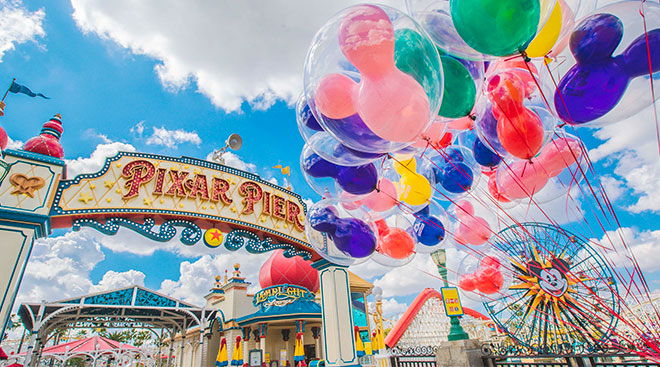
[48,152,310,249]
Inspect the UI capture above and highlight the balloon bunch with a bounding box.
[296,0,660,300]
[459,256,504,295]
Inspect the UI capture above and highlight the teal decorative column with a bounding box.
[0,149,65,340]
[430,250,469,341]
[312,260,360,367]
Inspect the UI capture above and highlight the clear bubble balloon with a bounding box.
[479,63,558,160]
[410,200,449,253]
[453,251,513,301]
[541,0,660,127]
[305,198,377,266]
[371,212,417,267]
[304,4,443,153]
[297,94,384,167]
[300,143,379,201]
[495,130,586,203]
[419,145,480,201]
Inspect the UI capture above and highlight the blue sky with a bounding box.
[3,0,660,324]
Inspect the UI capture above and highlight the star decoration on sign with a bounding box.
[78,193,93,204]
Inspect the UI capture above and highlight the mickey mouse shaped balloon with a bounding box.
[311,5,439,144]
[553,1,660,126]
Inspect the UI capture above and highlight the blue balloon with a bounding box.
[443,147,465,163]
[437,163,473,193]
[472,137,501,167]
[412,215,445,246]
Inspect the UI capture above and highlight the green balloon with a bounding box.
[438,55,476,118]
[394,29,442,101]
[450,0,540,56]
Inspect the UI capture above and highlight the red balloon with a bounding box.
[480,256,501,269]
[488,74,544,160]
[459,273,477,292]
[376,219,415,259]
[475,266,504,294]
[486,171,510,203]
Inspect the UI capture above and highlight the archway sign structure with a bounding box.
[0,149,361,367]
[18,285,202,367]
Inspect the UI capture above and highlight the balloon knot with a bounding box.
[468,114,476,121]
[558,122,567,128]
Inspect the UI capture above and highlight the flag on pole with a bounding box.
[273,165,290,176]
[8,80,49,99]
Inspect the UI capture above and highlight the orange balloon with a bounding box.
[488,74,544,160]
[375,219,415,259]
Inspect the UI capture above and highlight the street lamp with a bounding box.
[430,249,469,341]
[210,133,243,165]
[371,287,388,367]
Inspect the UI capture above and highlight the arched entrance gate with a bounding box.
[0,149,360,367]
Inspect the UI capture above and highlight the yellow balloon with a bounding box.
[525,0,563,58]
[398,173,431,206]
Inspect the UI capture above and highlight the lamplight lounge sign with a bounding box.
[49,152,307,245]
[253,284,315,309]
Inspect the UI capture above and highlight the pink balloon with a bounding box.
[455,200,474,219]
[412,121,447,148]
[448,116,473,131]
[537,137,582,176]
[454,201,491,246]
[315,5,431,143]
[497,160,551,200]
[363,178,398,212]
[314,74,357,119]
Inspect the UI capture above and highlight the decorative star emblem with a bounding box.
[89,184,96,190]
[78,193,93,204]
[106,198,112,203]
[143,197,152,206]
[209,229,222,241]
[104,180,115,188]
[231,206,238,213]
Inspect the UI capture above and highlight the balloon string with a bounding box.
[639,0,660,159]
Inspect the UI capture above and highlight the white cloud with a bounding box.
[381,298,408,317]
[89,270,146,293]
[589,101,660,213]
[69,0,400,112]
[0,0,45,62]
[66,141,136,178]
[206,150,257,173]
[144,126,201,148]
[597,227,660,274]
[159,251,270,304]
[6,136,23,150]
[17,230,104,303]
[130,120,145,137]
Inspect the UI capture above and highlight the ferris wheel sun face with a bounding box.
[483,223,619,353]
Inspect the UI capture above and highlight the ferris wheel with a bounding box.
[483,223,619,353]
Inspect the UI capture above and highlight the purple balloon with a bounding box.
[555,14,660,124]
[307,205,377,258]
[325,114,393,152]
[301,104,324,131]
[302,152,377,195]
[479,104,505,153]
